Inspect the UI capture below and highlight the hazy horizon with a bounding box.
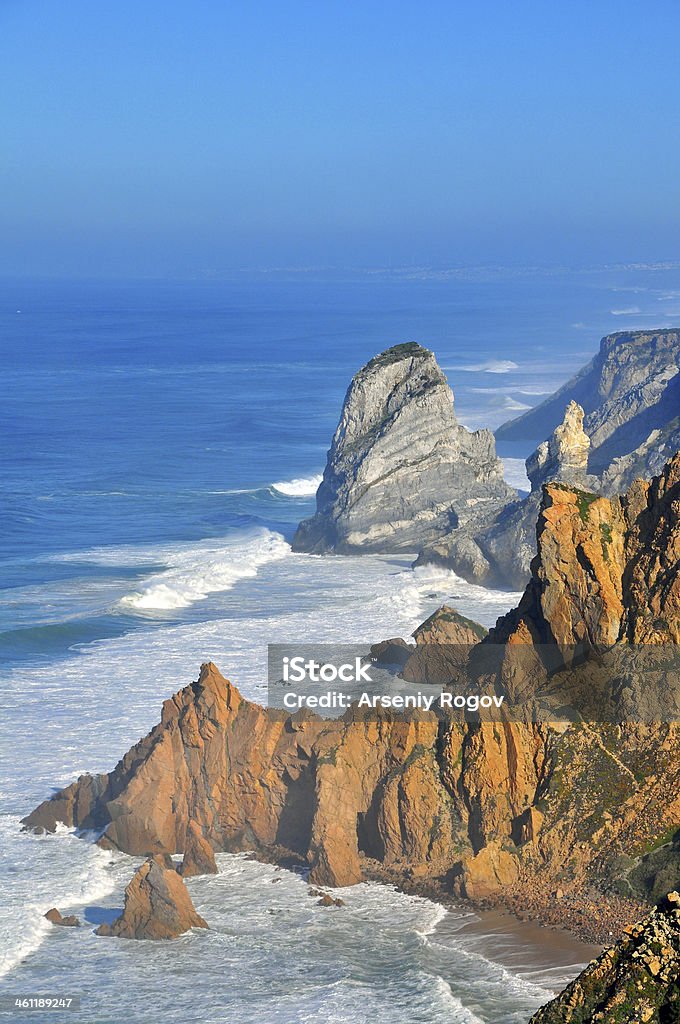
[2,0,680,279]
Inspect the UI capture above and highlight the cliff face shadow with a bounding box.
[275,768,315,855]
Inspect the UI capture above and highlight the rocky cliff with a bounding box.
[23,457,680,941]
[525,400,592,492]
[529,891,680,1023]
[421,329,680,586]
[292,342,514,553]
[497,329,680,495]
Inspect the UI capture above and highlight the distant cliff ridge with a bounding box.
[292,342,514,554]
[419,330,680,586]
[497,329,680,493]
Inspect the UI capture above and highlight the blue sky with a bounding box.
[2,0,679,276]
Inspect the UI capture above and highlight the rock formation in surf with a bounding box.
[399,605,487,685]
[44,908,80,927]
[292,342,515,554]
[24,456,680,941]
[525,399,592,491]
[95,854,208,940]
[529,891,680,1023]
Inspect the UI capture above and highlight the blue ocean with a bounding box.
[1,267,678,1022]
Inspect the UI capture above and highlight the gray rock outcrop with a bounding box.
[292,342,515,553]
[418,331,680,588]
[525,399,592,490]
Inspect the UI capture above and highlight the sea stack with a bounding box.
[525,400,592,490]
[95,855,208,940]
[292,342,514,553]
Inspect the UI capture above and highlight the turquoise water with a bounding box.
[1,268,678,1022]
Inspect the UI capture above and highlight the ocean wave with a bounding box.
[271,474,322,496]
[445,360,519,374]
[116,530,290,612]
[430,978,486,1022]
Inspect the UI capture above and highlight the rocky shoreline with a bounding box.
[357,860,645,947]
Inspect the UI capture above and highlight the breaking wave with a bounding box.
[117,530,290,612]
[270,474,322,496]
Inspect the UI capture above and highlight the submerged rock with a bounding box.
[316,894,345,907]
[529,892,680,1023]
[95,855,208,940]
[292,342,514,554]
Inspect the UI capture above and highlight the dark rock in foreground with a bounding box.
[95,855,208,940]
[529,891,680,1023]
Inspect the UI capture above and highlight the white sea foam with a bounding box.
[0,538,577,1022]
[0,818,120,979]
[270,473,322,496]
[115,530,290,612]
[501,457,531,491]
